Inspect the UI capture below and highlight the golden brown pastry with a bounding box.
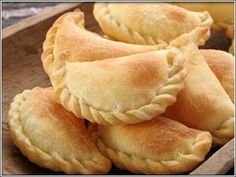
[42,9,189,125]
[89,117,212,174]
[93,3,213,45]
[200,49,234,102]
[51,50,186,125]
[172,3,234,30]
[164,37,234,146]
[8,87,111,174]
[229,38,234,55]
[42,9,166,75]
[172,2,234,54]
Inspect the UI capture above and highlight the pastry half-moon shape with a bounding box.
[8,87,111,174]
[42,9,188,125]
[171,2,234,54]
[93,3,213,45]
[200,49,234,102]
[89,116,212,174]
[164,38,234,145]
[51,50,186,125]
[42,9,166,75]
[172,3,234,30]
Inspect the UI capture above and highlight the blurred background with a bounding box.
[2,3,59,28]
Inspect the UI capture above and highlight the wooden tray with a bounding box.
[2,3,234,175]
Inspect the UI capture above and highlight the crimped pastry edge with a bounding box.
[88,123,212,174]
[211,116,234,145]
[93,3,213,45]
[8,88,111,174]
[41,11,85,75]
[170,30,235,145]
[42,9,187,125]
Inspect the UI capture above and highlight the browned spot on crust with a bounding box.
[124,117,197,139]
[100,117,200,156]
[126,57,165,88]
[94,53,167,89]
[26,87,96,150]
[164,4,187,22]
[125,118,198,155]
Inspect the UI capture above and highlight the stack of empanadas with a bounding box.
[8,3,234,175]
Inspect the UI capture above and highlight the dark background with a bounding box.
[2,3,59,28]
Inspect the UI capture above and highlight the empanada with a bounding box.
[171,3,234,31]
[200,49,234,102]
[93,3,213,45]
[42,9,189,125]
[89,116,212,174]
[171,2,234,54]
[8,87,111,174]
[51,50,186,125]
[164,37,234,145]
[42,9,166,75]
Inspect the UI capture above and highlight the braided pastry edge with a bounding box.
[8,88,111,174]
[94,3,213,45]
[88,124,212,174]
[43,9,187,125]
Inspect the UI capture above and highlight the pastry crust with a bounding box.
[93,3,213,45]
[8,87,111,174]
[89,117,212,174]
[42,10,166,75]
[171,2,234,55]
[172,3,234,27]
[229,38,234,55]
[164,38,234,145]
[52,49,186,125]
[200,49,234,102]
[42,9,188,125]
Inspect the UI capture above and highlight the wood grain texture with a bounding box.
[2,2,234,175]
[2,3,79,39]
[2,3,103,175]
[190,139,234,175]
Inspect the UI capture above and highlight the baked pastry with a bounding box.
[229,38,234,55]
[42,9,166,75]
[89,116,212,174]
[172,3,234,31]
[93,3,213,45]
[8,87,111,174]
[200,49,234,102]
[172,2,234,54]
[51,50,186,125]
[42,9,189,125]
[164,38,234,145]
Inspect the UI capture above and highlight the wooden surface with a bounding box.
[2,2,234,175]
[2,3,99,174]
[3,3,78,39]
[2,3,59,28]
[191,139,234,175]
